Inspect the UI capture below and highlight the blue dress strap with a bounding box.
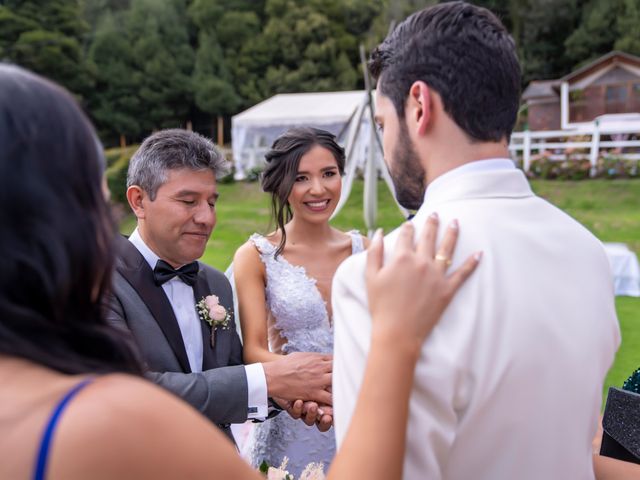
[33,378,94,480]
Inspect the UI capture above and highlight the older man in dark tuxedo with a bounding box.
[105,129,332,440]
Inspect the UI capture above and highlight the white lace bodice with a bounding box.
[249,231,364,355]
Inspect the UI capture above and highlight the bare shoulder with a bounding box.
[332,227,370,250]
[234,239,265,275]
[67,374,186,417]
[234,239,260,262]
[330,227,355,245]
[49,374,255,480]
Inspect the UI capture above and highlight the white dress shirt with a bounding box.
[129,229,269,419]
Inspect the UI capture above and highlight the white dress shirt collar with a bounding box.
[424,158,516,204]
[128,228,161,270]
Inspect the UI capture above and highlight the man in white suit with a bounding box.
[332,2,620,479]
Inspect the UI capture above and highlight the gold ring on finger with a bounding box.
[434,253,452,266]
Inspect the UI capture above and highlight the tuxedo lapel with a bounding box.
[193,270,220,370]
[115,236,192,373]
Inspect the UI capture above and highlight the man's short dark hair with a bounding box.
[369,1,521,142]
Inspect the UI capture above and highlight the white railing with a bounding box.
[509,123,640,176]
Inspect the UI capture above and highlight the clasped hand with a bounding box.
[264,351,333,431]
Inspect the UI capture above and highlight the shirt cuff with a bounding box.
[245,363,268,420]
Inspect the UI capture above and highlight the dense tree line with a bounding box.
[1,0,639,146]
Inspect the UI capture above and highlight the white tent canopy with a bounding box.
[233,90,366,127]
[231,90,368,179]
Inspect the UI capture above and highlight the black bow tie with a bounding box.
[153,259,199,286]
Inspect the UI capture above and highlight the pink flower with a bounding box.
[210,305,227,321]
[204,294,219,310]
[204,295,227,322]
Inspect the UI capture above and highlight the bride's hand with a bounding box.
[366,213,481,349]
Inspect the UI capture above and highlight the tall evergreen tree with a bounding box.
[127,0,194,131]
[517,0,585,82]
[192,31,241,118]
[565,0,640,66]
[238,0,383,103]
[0,0,93,98]
[188,0,264,112]
[88,11,141,145]
[615,0,640,55]
[565,0,624,66]
[189,1,243,120]
[83,0,131,29]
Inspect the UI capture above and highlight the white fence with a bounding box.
[509,124,640,176]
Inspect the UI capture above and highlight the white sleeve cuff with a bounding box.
[245,363,268,420]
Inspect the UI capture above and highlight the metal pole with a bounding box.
[331,97,367,219]
[523,129,531,172]
[363,111,378,236]
[590,120,600,177]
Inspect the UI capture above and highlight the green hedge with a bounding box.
[105,146,138,205]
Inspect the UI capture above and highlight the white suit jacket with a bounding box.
[332,166,620,480]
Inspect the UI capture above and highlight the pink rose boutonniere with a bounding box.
[196,294,231,347]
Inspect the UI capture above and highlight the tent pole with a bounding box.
[363,104,377,237]
[359,44,378,235]
[331,96,368,219]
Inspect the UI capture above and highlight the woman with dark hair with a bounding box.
[0,64,480,480]
[232,127,368,474]
[0,66,140,377]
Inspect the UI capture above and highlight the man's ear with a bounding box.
[407,81,432,136]
[126,185,146,220]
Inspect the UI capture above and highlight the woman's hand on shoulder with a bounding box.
[365,213,481,351]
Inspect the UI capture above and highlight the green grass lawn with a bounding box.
[530,179,640,254]
[119,178,640,402]
[529,179,640,401]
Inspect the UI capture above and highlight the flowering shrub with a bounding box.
[527,154,591,180]
[596,156,639,179]
[525,154,639,180]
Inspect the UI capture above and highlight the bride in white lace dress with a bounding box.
[233,127,367,477]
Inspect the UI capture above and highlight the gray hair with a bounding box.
[127,129,230,200]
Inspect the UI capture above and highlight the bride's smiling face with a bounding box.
[287,145,342,224]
